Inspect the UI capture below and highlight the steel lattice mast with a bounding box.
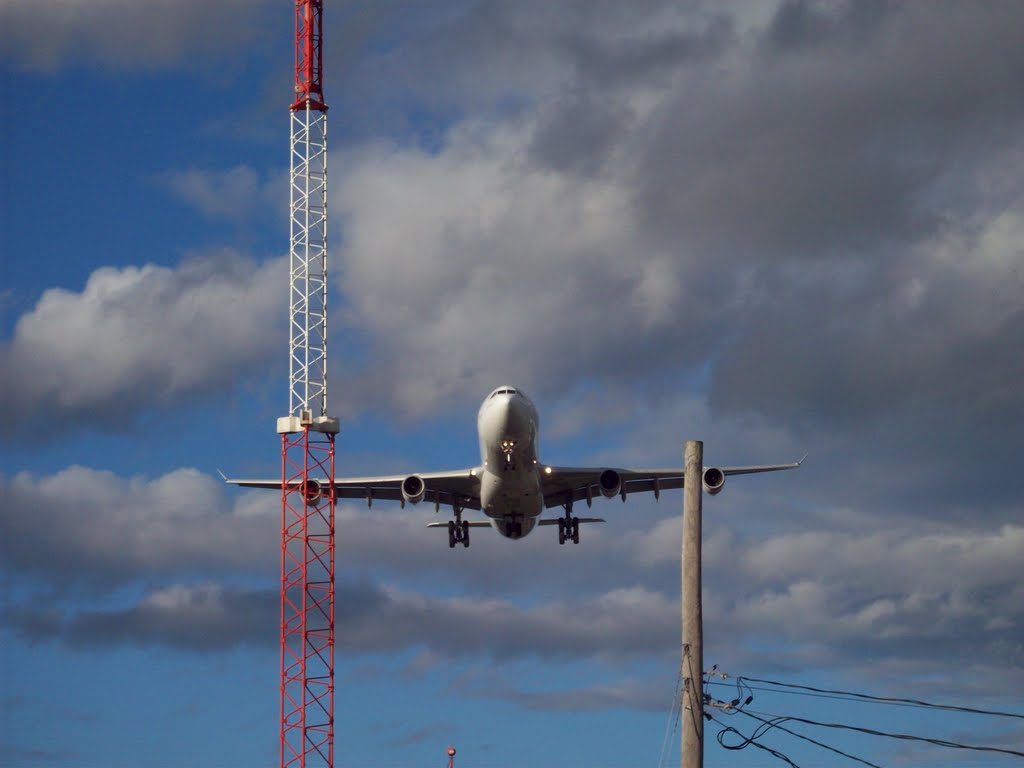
[277,2,338,768]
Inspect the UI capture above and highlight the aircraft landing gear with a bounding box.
[557,516,580,544]
[448,510,470,548]
[557,498,580,545]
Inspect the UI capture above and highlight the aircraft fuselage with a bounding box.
[476,387,544,538]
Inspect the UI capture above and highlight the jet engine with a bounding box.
[302,479,323,505]
[599,469,622,499]
[401,475,427,505]
[702,467,725,496]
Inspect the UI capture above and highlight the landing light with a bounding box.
[544,466,552,474]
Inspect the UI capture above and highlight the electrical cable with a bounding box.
[706,667,1024,765]
[657,660,684,768]
[737,676,1024,721]
[735,709,884,768]
[741,709,1024,759]
[709,711,802,767]
[706,679,930,711]
[705,681,883,768]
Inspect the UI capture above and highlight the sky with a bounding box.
[2,1,1024,766]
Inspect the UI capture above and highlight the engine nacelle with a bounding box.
[599,469,622,499]
[702,467,725,496]
[302,479,323,505]
[401,475,427,505]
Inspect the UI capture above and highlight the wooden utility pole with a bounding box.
[681,440,704,768]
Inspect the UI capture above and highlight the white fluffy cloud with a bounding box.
[0,252,286,432]
[160,165,284,221]
[0,466,277,586]
[331,121,705,418]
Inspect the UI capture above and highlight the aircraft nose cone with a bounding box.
[494,395,529,434]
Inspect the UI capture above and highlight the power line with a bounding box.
[706,678,878,768]
[704,669,1024,765]
[709,711,802,768]
[735,710,884,768]
[706,693,884,768]
[704,679,962,714]
[736,675,1024,721]
[657,661,684,768]
[743,710,1024,760]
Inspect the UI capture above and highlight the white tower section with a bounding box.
[279,105,338,434]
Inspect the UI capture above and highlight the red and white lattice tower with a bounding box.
[277,2,338,768]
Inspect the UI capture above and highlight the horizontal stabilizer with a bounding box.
[537,517,605,525]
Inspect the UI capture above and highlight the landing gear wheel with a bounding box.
[557,518,566,545]
[448,520,457,548]
[462,520,470,548]
[571,516,580,544]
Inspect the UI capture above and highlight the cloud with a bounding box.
[3,580,678,661]
[325,1,1024,439]
[0,252,286,435]
[0,0,275,72]
[452,669,670,713]
[9,511,1021,695]
[0,466,277,587]
[331,122,708,419]
[3,583,276,651]
[3,461,1021,696]
[709,203,1024,431]
[698,524,1024,691]
[159,165,284,221]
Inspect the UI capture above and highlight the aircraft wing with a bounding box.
[538,459,804,509]
[225,468,483,511]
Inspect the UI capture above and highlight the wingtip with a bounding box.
[216,468,228,481]
[796,452,809,467]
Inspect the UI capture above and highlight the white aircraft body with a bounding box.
[228,386,802,548]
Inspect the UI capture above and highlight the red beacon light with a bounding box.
[447,747,457,757]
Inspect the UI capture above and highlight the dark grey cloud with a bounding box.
[761,0,892,53]
[0,252,286,436]
[315,3,1024,589]
[324,1,1024,429]
[4,468,1020,697]
[2,584,277,651]
[632,3,1024,260]
[2,580,676,661]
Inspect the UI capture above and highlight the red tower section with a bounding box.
[292,0,325,111]
[280,2,337,768]
[279,427,336,768]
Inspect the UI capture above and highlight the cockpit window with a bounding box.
[490,387,518,398]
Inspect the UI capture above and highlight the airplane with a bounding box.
[226,386,802,548]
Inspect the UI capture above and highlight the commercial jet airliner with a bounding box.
[228,386,802,548]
